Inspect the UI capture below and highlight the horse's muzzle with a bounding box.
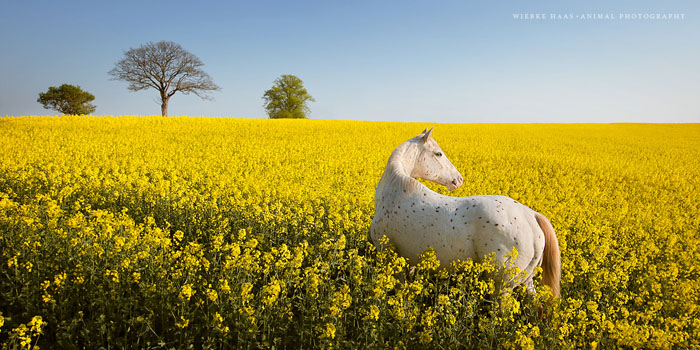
[448,175,464,190]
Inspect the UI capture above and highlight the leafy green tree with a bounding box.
[262,75,315,119]
[37,84,96,115]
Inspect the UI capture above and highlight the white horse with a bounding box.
[370,128,561,297]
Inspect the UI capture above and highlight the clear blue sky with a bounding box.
[1,0,698,122]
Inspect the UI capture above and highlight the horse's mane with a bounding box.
[381,140,425,194]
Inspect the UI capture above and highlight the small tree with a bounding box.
[262,74,315,119]
[37,84,96,115]
[109,41,220,116]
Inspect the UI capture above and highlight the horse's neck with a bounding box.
[376,142,423,203]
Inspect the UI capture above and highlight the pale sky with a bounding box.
[1,0,698,122]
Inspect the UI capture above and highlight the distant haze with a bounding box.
[1,0,698,123]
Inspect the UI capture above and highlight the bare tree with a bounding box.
[109,41,220,116]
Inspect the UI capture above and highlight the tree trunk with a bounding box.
[161,97,169,116]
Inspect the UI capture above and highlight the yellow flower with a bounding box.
[220,278,231,294]
[41,280,53,303]
[213,312,224,328]
[7,253,19,268]
[105,269,119,283]
[330,285,352,317]
[207,288,218,302]
[28,316,45,334]
[419,331,432,344]
[241,282,254,304]
[176,316,189,328]
[417,249,440,271]
[247,238,258,249]
[53,272,67,289]
[262,279,283,306]
[179,284,195,301]
[323,323,336,339]
[369,305,380,321]
[3,116,700,349]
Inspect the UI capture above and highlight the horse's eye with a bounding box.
[435,152,443,157]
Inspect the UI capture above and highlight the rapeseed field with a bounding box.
[1,116,698,349]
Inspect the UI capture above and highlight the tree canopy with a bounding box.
[262,75,315,119]
[109,41,219,116]
[37,84,96,115]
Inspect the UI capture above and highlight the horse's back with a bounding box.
[464,195,545,274]
[372,191,546,275]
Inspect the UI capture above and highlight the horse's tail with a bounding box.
[535,213,561,298]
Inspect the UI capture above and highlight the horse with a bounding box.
[370,128,561,297]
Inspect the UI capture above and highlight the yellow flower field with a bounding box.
[0,116,699,349]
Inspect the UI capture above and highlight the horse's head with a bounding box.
[411,128,463,191]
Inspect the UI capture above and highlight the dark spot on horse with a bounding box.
[398,206,400,209]
[497,248,501,252]
[450,219,453,222]
[486,221,490,223]
[452,226,455,230]
[482,226,486,228]
[472,205,476,207]
[478,217,482,219]
[424,193,427,196]
[495,224,499,226]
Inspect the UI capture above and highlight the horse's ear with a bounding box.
[417,128,428,138]
[421,127,434,143]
